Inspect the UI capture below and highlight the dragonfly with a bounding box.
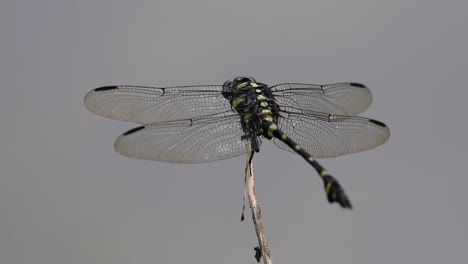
[84,76,390,208]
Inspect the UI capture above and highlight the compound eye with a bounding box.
[235,76,255,83]
[223,79,234,88]
[224,76,258,89]
[246,76,256,83]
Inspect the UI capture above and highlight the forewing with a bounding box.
[273,109,390,158]
[84,85,230,124]
[271,83,372,115]
[114,113,246,163]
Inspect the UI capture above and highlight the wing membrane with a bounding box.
[271,83,372,115]
[114,113,246,163]
[84,85,230,124]
[273,108,389,158]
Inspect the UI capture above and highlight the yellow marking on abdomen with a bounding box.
[268,123,278,132]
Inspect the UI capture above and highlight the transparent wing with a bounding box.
[114,113,247,163]
[271,83,372,115]
[84,85,230,124]
[273,108,390,158]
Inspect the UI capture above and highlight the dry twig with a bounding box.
[243,143,272,264]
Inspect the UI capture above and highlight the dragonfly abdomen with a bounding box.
[260,121,352,208]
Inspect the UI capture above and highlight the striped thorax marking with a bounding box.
[232,96,245,108]
[243,112,253,123]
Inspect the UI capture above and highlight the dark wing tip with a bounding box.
[123,126,146,136]
[94,86,119,92]
[349,82,367,88]
[369,119,387,128]
[84,86,119,108]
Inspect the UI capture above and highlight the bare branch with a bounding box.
[245,143,272,264]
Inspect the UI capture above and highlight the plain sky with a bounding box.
[1,1,467,264]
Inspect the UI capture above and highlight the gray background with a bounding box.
[1,0,467,263]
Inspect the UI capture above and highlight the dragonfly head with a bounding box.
[222,76,258,100]
[223,76,257,89]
